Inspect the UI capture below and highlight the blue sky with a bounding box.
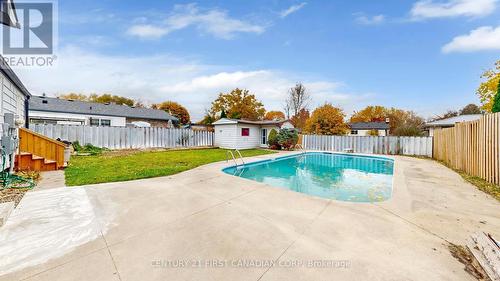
[16,0,500,120]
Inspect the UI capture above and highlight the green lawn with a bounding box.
[65,148,276,186]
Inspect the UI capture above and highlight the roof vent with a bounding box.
[67,99,74,102]
[42,100,48,104]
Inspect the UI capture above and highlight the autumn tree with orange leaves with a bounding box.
[57,93,140,107]
[304,104,348,135]
[210,88,266,120]
[350,106,387,123]
[350,105,424,136]
[264,111,286,121]
[152,101,191,125]
[291,108,310,131]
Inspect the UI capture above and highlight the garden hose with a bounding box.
[0,150,35,190]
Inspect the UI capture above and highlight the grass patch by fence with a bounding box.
[65,148,276,186]
[455,169,500,202]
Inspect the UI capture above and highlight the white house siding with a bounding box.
[213,118,296,149]
[214,124,238,149]
[214,123,263,149]
[0,72,26,126]
[236,124,261,149]
[349,129,387,137]
[29,110,126,127]
[280,121,294,129]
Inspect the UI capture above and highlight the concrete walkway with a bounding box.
[36,171,66,190]
[1,152,499,281]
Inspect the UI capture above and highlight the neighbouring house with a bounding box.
[348,121,390,136]
[183,123,214,131]
[28,96,178,127]
[425,114,482,136]
[0,60,31,128]
[213,118,294,149]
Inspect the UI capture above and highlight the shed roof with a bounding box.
[349,122,390,130]
[212,118,292,126]
[29,96,178,121]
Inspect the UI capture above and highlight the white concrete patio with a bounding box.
[1,152,499,281]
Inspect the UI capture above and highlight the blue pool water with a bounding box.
[223,152,394,202]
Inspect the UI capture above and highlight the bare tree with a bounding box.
[283,102,291,119]
[430,110,458,122]
[284,83,310,117]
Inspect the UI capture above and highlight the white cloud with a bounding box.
[126,3,265,40]
[410,0,497,19]
[279,2,307,18]
[159,70,363,117]
[15,47,367,120]
[354,14,385,25]
[127,24,170,39]
[442,25,500,53]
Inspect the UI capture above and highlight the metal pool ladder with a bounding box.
[226,149,245,166]
[294,144,306,154]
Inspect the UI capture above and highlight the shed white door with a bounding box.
[261,128,267,145]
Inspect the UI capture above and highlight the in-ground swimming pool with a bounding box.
[223,152,394,202]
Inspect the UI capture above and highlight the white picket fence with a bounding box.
[302,135,433,157]
[29,124,214,150]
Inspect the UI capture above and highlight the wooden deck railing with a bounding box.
[18,127,66,168]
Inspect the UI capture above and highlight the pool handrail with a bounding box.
[226,149,245,166]
[234,149,245,165]
[294,144,306,154]
[226,150,238,166]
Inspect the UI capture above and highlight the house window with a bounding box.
[100,119,111,126]
[30,118,57,125]
[351,130,358,135]
[241,128,250,136]
[261,128,267,145]
[90,118,111,126]
[90,118,99,126]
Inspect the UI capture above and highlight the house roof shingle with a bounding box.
[424,114,482,127]
[349,122,390,130]
[212,118,291,126]
[29,96,178,121]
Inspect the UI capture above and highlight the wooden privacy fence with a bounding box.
[433,113,500,185]
[301,135,433,157]
[29,124,214,150]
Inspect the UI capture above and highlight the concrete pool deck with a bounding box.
[1,151,499,281]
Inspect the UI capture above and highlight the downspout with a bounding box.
[25,95,30,129]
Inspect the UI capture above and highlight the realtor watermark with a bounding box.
[1,1,57,68]
[151,259,351,269]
